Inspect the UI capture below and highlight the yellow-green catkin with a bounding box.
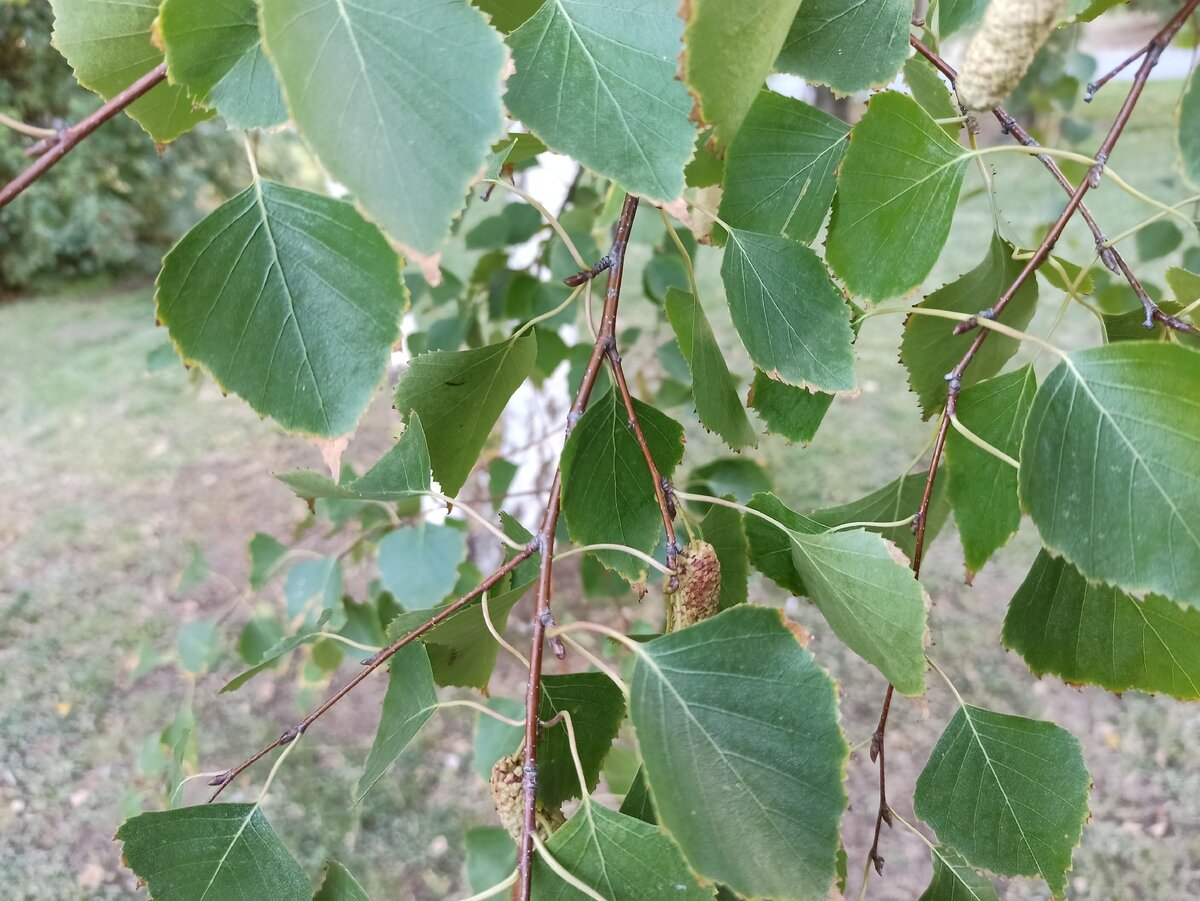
[489,753,565,842]
[956,0,1069,111]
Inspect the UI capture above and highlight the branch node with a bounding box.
[207,770,233,788]
[661,478,677,519]
[563,252,613,287]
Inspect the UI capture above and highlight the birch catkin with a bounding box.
[955,0,1069,111]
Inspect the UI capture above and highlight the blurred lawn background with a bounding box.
[2,21,1199,901]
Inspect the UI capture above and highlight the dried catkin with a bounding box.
[955,0,1069,111]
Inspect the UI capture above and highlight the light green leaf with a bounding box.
[466,826,517,893]
[920,846,999,901]
[157,180,405,437]
[356,642,438,800]
[177,621,220,675]
[116,804,309,901]
[718,90,849,244]
[1134,219,1183,262]
[260,0,506,252]
[560,389,685,580]
[378,523,468,610]
[937,0,988,37]
[537,673,626,808]
[314,860,371,901]
[472,698,524,780]
[50,0,213,142]
[681,0,804,145]
[249,533,289,591]
[945,366,1037,573]
[1003,551,1200,700]
[533,803,713,900]
[811,472,950,563]
[747,370,833,444]
[827,92,970,302]
[664,288,756,450]
[394,335,536,497]
[505,0,695,199]
[278,416,432,502]
[220,627,325,693]
[775,0,913,94]
[285,557,343,622]
[1019,343,1200,607]
[905,55,959,135]
[630,605,847,900]
[914,705,1090,896]
[789,526,929,696]
[901,236,1038,417]
[722,229,856,392]
[159,0,286,129]
[698,500,749,610]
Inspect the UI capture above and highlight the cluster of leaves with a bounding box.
[19,0,1200,898]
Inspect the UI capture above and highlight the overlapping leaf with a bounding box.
[698,500,749,610]
[920,846,999,901]
[747,371,834,444]
[357,642,438,799]
[260,0,506,252]
[1019,343,1200,607]
[505,0,695,199]
[775,0,913,94]
[156,180,405,437]
[279,416,431,502]
[537,673,626,807]
[630,606,847,900]
[314,860,371,901]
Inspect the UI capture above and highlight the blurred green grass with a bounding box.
[1,78,1197,899]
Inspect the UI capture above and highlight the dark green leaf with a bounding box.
[618,767,656,825]
[465,203,544,250]
[1135,219,1183,261]
[472,0,542,33]
[314,859,371,901]
[747,370,833,444]
[698,500,749,610]
[394,335,536,497]
[664,288,757,450]
[945,366,1037,573]
[630,606,847,899]
[901,236,1038,417]
[238,618,285,667]
[687,458,772,503]
[156,181,405,437]
[811,472,950,563]
[505,0,695,199]
[356,642,438,800]
[827,92,970,302]
[1019,343,1200,607]
[377,523,468,610]
[744,491,814,596]
[920,846,999,901]
[538,673,626,808]
[260,0,506,252]
[718,90,848,244]
[220,613,333,693]
[776,0,913,94]
[249,533,289,591]
[117,804,309,901]
[722,229,856,391]
[914,705,1090,896]
[1003,551,1200,700]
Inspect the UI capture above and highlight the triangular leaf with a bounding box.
[747,370,834,445]
[827,92,970,302]
[156,181,405,437]
[629,605,848,900]
[356,642,438,800]
[313,860,371,901]
[905,55,960,136]
[278,416,432,502]
[618,767,656,825]
[394,335,537,497]
[776,0,913,94]
[914,705,1090,896]
[1019,343,1200,607]
[260,0,506,252]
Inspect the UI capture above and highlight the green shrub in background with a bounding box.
[0,0,246,291]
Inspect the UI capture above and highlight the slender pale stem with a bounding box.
[456,871,518,901]
[547,621,647,658]
[483,179,587,269]
[558,633,631,699]
[311,633,382,654]
[532,835,607,901]
[1102,193,1200,246]
[437,699,526,727]
[482,588,529,667]
[658,206,701,300]
[0,111,57,139]
[828,517,915,533]
[948,414,1019,470]
[862,306,1067,358]
[426,491,525,550]
[514,284,584,338]
[553,543,673,576]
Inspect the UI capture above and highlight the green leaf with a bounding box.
[1003,551,1200,700]
[744,491,816,596]
[664,288,756,450]
[681,0,804,145]
[811,472,950,563]
[157,180,405,437]
[159,0,287,129]
[356,642,438,800]
[50,0,213,142]
[533,803,713,900]
[238,617,285,666]
[721,229,856,392]
[1179,48,1200,189]
[249,533,289,591]
[279,416,432,502]
[618,767,656,824]
[116,804,309,900]
[687,458,772,503]
[314,860,371,901]
[504,0,695,199]
[630,606,847,900]
[698,500,749,610]
[260,0,506,253]
[177,621,220,674]
[718,90,849,244]
[471,0,542,33]
[560,390,685,580]
[905,56,960,135]
[466,202,544,250]
[1019,343,1200,607]
[466,826,517,893]
[914,705,1090,896]
[1135,219,1183,261]
[776,0,913,94]
[919,846,999,901]
[901,236,1039,417]
[472,698,524,780]
[827,92,970,302]
[937,0,988,37]
[286,557,343,622]
[945,366,1037,573]
[747,370,833,444]
[1168,266,1200,305]
[789,526,929,696]
[220,613,333,693]
[377,523,468,610]
[394,335,537,497]
[536,673,626,808]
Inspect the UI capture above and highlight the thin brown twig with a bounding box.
[0,63,168,211]
[866,10,1199,878]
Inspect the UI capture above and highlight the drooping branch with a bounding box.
[866,8,1199,878]
[0,63,168,211]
